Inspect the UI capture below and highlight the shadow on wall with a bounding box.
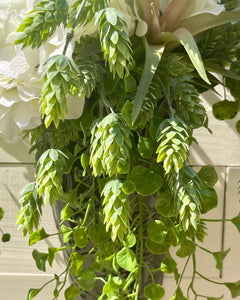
[190,88,240,167]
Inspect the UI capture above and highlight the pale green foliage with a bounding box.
[17,183,43,237]
[102,179,131,241]
[90,113,132,177]
[156,118,192,174]
[36,149,67,205]
[69,0,106,27]
[40,55,81,128]
[15,0,68,49]
[97,7,133,78]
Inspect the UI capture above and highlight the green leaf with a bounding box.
[122,180,136,195]
[32,249,49,271]
[207,296,223,300]
[1,233,10,242]
[175,28,210,83]
[0,207,4,220]
[225,280,240,298]
[212,248,230,270]
[77,268,96,291]
[200,187,218,214]
[87,224,110,244]
[153,29,209,83]
[123,232,136,248]
[29,228,50,246]
[155,189,176,217]
[138,136,154,159]
[232,213,240,233]
[81,153,90,176]
[73,227,88,248]
[169,287,190,300]
[130,166,163,196]
[160,256,177,273]
[132,39,165,123]
[124,73,136,93]
[198,165,218,187]
[70,252,86,276]
[116,247,137,272]
[236,120,240,133]
[144,283,165,300]
[64,284,82,300]
[103,276,123,295]
[60,203,75,222]
[145,238,169,255]
[176,239,196,258]
[27,288,41,300]
[212,100,238,120]
[61,224,73,243]
[147,220,168,244]
[179,11,240,37]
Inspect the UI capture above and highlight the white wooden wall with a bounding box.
[1,90,240,299]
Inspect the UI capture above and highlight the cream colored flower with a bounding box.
[0,0,84,143]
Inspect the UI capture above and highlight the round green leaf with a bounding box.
[138,136,154,159]
[64,284,82,300]
[122,180,136,195]
[116,247,136,272]
[236,120,240,133]
[73,227,88,248]
[155,190,176,217]
[144,283,165,300]
[77,268,96,291]
[123,232,136,248]
[130,166,163,196]
[212,100,238,120]
[147,220,168,243]
[198,165,218,187]
[0,207,4,221]
[1,233,10,242]
[87,224,110,244]
[160,256,177,273]
[176,239,196,258]
[145,238,169,254]
[117,158,130,174]
[200,187,218,214]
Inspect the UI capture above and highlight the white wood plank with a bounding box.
[222,167,240,279]
[0,274,68,300]
[168,167,225,278]
[0,164,66,274]
[0,136,34,163]
[189,87,240,167]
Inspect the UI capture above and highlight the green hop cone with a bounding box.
[156,118,192,174]
[172,79,207,128]
[90,113,132,177]
[97,7,133,78]
[40,55,82,128]
[37,149,67,205]
[102,179,131,241]
[15,0,68,49]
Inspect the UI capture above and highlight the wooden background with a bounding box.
[1,90,240,299]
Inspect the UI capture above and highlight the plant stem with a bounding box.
[62,0,88,56]
[158,78,174,118]
[196,243,213,255]
[201,218,231,222]
[176,255,191,290]
[135,196,144,300]
[195,271,225,285]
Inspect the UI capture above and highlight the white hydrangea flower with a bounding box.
[0,0,84,143]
